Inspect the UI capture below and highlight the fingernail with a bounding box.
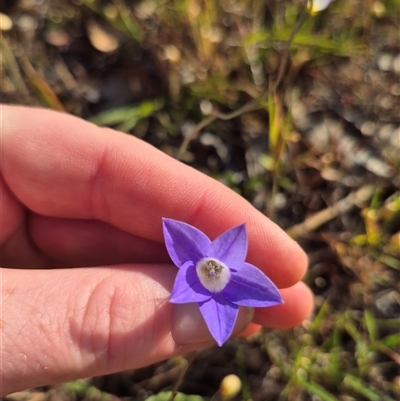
[171,303,254,345]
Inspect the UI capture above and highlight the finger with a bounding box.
[1,266,311,394]
[238,323,262,337]
[30,215,169,267]
[0,176,48,267]
[0,265,197,394]
[1,105,307,287]
[253,281,314,328]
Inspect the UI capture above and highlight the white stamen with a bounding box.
[195,257,231,293]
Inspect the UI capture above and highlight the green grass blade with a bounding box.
[380,333,400,348]
[145,392,208,401]
[364,310,378,341]
[90,100,163,131]
[343,374,395,401]
[297,378,340,401]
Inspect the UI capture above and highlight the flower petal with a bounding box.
[224,262,283,307]
[198,294,239,346]
[208,224,247,268]
[170,261,212,304]
[163,218,211,268]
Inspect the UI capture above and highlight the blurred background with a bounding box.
[1,0,399,400]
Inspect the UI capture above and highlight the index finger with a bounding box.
[1,105,307,287]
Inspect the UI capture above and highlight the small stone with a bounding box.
[365,157,391,177]
[390,83,400,96]
[374,290,400,318]
[87,20,119,52]
[164,44,180,63]
[378,94,395,110]
[0,13,12,31]
[392,54,400,74]
[135,1,157,18]
[378,124,396,141]
[219,374,242,399]
[360,121,376,136]
[390,127,400,149]
[377,54,393,71]
[17,14,37,32]
[372,1,386,18]
[273,193,287,209]
[200,99,213,115]
[315,277,327,288]
[343,108,364,124]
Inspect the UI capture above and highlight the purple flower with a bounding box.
[162,218,283,346]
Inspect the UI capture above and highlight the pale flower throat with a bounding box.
[195,257,231,293]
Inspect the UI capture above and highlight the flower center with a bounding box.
[195,257,231,293]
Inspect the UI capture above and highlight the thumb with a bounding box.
[1,265,251,395]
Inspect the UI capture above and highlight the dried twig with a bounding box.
[286,185,375,240]
[176,97,265,160]
[19,56,66,112]
[371,340,400,365]
[177,115,217,160]
[211,97,264,120]
[273,9,308,92]
[176,6,307,160]
[1,33,31,103]
[167,352,197,401]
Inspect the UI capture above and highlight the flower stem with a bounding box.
[168,351,197,401]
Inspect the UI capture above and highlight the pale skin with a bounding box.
[0,105,314,395]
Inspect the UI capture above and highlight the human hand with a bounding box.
[0,105,313,395]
